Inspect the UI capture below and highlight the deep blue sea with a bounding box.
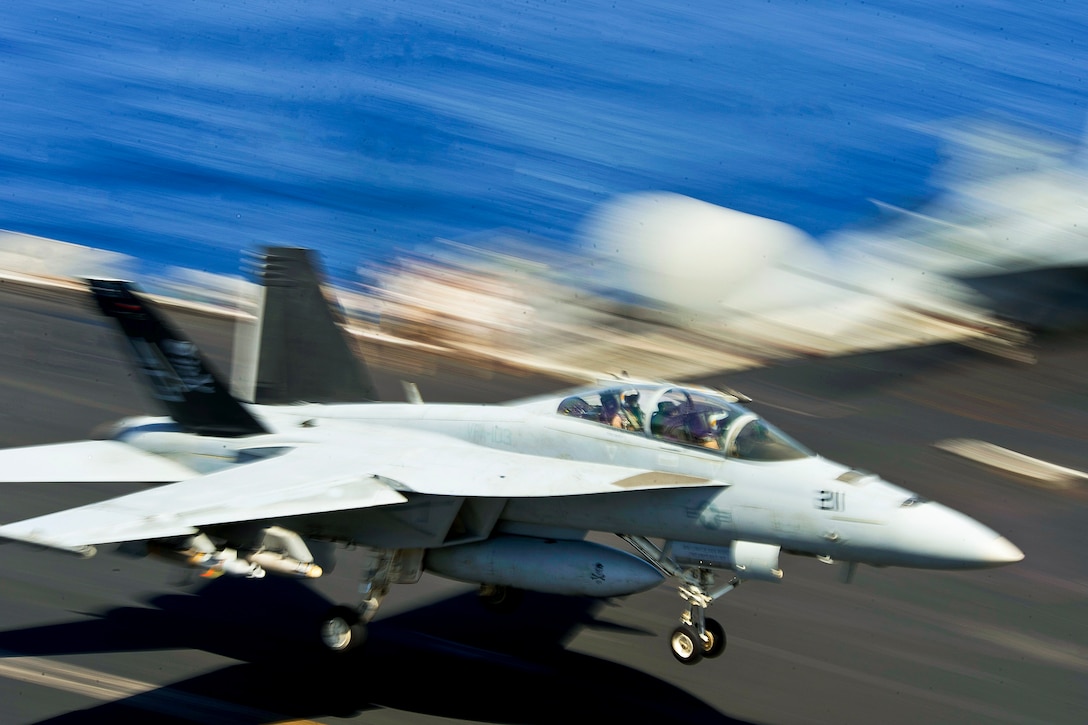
[1,1,1085,283]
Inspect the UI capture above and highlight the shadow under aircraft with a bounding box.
[0,575,746,725]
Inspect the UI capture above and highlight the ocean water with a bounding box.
[0,1,1084,283]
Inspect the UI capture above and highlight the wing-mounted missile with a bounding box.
[247,550,323,578]
[424,535,665,597]
[145,527,324,579]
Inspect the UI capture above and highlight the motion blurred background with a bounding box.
[0,7,1086,723]
[1,0,1086,376]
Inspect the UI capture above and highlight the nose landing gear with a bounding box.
[670,570,735,664]
[620,534,739,666]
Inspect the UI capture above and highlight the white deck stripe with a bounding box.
[935,438,1088,488]
[0,652,306,723]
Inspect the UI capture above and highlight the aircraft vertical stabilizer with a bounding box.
[243,247,380,404]
[88,279,269,437]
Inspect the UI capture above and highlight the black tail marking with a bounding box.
[88,279,269,437]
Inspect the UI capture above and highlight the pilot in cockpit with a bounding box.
[599,391,623,427]
[621,389,645,431]
[651,400,684,440]
[652,399,726,449]
[600,390,640,430]
[692,412,728,450]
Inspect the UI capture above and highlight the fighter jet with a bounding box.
[0,248,1023,666]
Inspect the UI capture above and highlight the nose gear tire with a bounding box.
[702,617,726,658]
[670,624,704,665]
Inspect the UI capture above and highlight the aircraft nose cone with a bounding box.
[888,502,1024,569]
[936,509,1025,569]
[984,535,1025,565]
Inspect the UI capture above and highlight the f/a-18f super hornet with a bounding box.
[0,248,1023,665]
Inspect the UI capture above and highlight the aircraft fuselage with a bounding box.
[112,384,1022,572]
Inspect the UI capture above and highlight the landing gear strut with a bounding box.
[318,547,422,653]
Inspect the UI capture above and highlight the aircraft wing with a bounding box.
[0,429,714,554]
[0,440,198,483]
[0,443,407,553]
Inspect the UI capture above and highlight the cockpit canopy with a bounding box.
[557,384,813,461]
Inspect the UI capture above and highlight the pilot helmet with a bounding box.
[622,389,640,406]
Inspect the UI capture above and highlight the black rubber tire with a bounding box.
[670,624,704,665]
[702,617,726,658]
[319,605,367,653]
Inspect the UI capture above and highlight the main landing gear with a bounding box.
[318,547,422,653]
[622,535,739,666]
[320,604,369,653]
